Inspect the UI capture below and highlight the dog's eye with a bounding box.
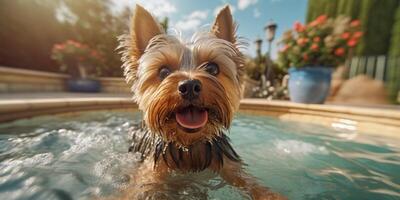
[205,62,219,76]
[159,67,171,80]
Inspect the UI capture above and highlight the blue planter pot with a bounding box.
[288,66,333,104]
[66,79,101,93]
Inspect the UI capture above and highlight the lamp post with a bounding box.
[264,20,277,56]
[264,20,277,84]
[254,36,263,84]
[254,36,263,58]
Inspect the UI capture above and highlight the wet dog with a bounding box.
[118,4,286,200]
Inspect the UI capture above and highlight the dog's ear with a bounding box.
[130,4,163,56]
[211,5,236,44]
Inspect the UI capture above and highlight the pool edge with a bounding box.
[1,97,399,138]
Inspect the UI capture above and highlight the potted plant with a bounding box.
[277,15,362,103]
[52,40,104,92]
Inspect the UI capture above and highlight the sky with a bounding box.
[112,0,308,59]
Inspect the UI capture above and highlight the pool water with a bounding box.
[0,111,399,200]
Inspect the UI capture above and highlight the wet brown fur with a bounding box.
[116,4,286,200]
[128,125,240,172]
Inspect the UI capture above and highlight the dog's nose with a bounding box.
[178,79,202,100]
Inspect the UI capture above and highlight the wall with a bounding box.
[0,66,131,93]
[0,66,69,93]
[97,77,131,93]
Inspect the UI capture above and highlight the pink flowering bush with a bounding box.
[277,15,362,70]
[51,40,104,78]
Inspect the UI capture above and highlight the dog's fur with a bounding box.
[118,5,286,200]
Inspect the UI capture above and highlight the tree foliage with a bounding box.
[389,5,400,57]
[388,6,400,103]
[245,55,265,80]
[306,0,338,22]
[0,0,67,72]
[0,0,134,77]
[355,0,398,56]
[61,0,131,76]
[336,0,361,20]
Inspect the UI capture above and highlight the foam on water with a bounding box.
[0,111,399,200]
[274,140,329,157]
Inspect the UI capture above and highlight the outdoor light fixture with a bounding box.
[263,20,278,86]
[254,36,263,57]
[264,20,277,54]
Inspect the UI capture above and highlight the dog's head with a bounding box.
[121,5,244,146]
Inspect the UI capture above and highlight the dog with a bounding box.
[118,4,286,200]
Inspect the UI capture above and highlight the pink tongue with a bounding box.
[176,107,208,129]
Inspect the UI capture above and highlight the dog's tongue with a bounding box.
[176,107,208,129]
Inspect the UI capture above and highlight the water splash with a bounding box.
[0,111,399,200]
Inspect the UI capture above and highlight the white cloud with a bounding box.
[237,0,258,10]
[189,10,209,19]
[142,0,176,17]
[112,0,176,17]
[253,8,261,18]
[174,10,210,32]
[213,4,236,16]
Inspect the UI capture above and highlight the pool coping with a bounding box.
[240,99,400,138]
[0,97,137,122]
[0,97,399,138]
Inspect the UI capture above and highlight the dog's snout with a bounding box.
[178,79,202,100]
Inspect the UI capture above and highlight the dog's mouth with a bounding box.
[175,105,208,132]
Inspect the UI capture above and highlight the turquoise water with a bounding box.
[0,111,399,200]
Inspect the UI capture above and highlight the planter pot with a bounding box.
[288,66,332,104]
[66,79,101,93]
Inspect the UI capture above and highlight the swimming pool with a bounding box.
[0,111,399,200]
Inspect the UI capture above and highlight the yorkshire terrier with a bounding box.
[118,4,286,200]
